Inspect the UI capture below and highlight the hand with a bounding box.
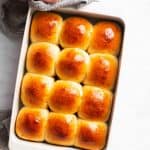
[42,0,59,3]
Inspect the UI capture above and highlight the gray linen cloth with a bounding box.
[0,110,10,150]
[29,0,95,11]
[0,0,95,149]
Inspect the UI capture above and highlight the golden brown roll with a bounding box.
[26,42,60,76]
[16,107,49,141]
[84,54,118,90]
[48,80,82,114]
[60,17,93,50]
[56,48,89,82]
[30,12,62,44]
[45,112,77,146]
[78,86,113,122]
[74,120,107,150]
[21,73,54,108]
[88,21,122,55]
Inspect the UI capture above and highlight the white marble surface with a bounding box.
[0,33,22,110]
[0,0,23,110]
[1,0,150,150]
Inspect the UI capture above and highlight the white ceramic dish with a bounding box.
[9,7,125,150]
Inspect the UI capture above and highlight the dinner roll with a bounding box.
[30,12,62,44]
[84,54,118,90]
[74,119,107,150]
[45,113,77,146]
[26,42,60,76]
[88,21,122,55]
[56,48,89,82]
[21,73,54,108]
[60,17,93,50]
[78,86,113,122]
[16,107,48,141]
[48,80,82,114]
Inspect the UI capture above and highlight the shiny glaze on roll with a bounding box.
[45,113,77,146]
[60,17,93,50]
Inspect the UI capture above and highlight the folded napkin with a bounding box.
[0,110,10,150]
[0,0,28,37]
[29,0,96,11]
[0,0,96,38]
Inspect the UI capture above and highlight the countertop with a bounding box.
[1,0,150,149]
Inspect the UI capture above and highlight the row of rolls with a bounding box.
[21,73,113,121]
[15,11,122,150]
[31,12,122,55]
[16,107,107,150]
[27,42,118,90]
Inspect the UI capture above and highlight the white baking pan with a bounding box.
[8,5,125,150]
